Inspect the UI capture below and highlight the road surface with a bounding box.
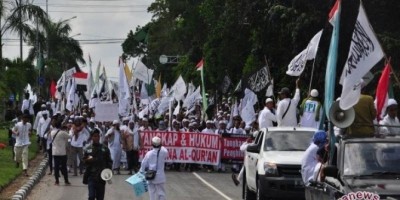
[27,170,242,200]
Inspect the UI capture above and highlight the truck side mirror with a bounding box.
[247,144,259,153]
[323,165,339,178]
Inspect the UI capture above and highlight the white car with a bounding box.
[243,127,316,200]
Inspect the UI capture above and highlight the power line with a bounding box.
[48,10,147,13]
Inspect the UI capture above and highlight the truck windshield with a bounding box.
[263,131,314,151]
[343,142,400,176]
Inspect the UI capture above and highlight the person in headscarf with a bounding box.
[301,130,328,185]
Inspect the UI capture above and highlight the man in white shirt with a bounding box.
[12,114,32,176]
[33,104,47,132]
[201,120,215,134]
[229,118,245,135]
[140,136,168,200]
[258,98,277,129]
[69,118,88,176]
[51,116,71,185]
[105,120,123,174]
[276,79,301,127]
[37,111,51,153]
[379,99,400,135]
[21,93,34,123]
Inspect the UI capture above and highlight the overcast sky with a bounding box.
[3,0,153,79]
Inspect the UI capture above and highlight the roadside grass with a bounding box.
[0,129,38,188]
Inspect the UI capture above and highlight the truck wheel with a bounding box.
[256,179,267,200]
[244,181,256,200]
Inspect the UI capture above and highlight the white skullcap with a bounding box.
[142,118,148,122]
[152,136,161,146]
[206,120,213,124]
[219,120,227,125]
[265,98,273,103]
[388,99,398,107]
[112,120,120,125]
[89,118,95,123]
[41,104,46,108]
[182,119,189,122]
[42,111,49,115]
[311,89,319,97]
[123,116,130,121]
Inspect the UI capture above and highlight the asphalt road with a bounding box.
[27,170,242,200]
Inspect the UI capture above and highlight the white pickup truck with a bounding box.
[243,127,316,200]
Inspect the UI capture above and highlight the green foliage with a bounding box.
[121,0,400,97]
[0,130,38,188]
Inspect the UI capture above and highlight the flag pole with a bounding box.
[201,67,208,121]
[308,59,317,95]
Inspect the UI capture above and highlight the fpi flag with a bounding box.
[339,2,384,110]
[286,30,323,76]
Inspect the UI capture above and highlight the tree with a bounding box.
[26,18,85,70]
[0,0,47,64]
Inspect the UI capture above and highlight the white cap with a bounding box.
[152,136,161,146]
[42,111,49,115]
[388,99,398,107]
[311,89,319,97]
[219,120,227,125]
[112,120,120,125]
[123,117,130,121]
[41,104,46,108]
[265,98,273,103]
[89,118,95,123]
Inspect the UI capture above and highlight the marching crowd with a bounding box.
[8,78,400,200]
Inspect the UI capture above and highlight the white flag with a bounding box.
[266,79,274,97]
[171,75,187,101]
[339,3,384,110]
[173,101,181,115]
[241,88,258,111]
[66,79,76,111]
[287,30,323,76]
[140,82,150,105]
[118,59,131,100]
[134,60,154,84]
[183,86,202,110]
[241,99,256,127]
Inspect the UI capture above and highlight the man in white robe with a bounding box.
[105,120,122,174]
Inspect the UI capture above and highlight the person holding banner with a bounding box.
[140,136,168,200]
[83,128,112,200]
[105,120,123,175]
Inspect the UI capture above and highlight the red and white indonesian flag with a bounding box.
[286,30,323,76]
[375,63,391,121]
[339,2,384,110]
[329,0,341,25]
[73,72,88,90]
[196,59,204,71]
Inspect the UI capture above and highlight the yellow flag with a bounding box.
[156,74,162,98]
[124,63,132,84]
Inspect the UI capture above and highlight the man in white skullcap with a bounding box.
[201,120,215,134]
[258,98,277,129]
[300,89,322,129]
[215,120,229,135]
[105,120,122,174]
[140,136,168,200]
[379,99,400,136]
[37,110,51,153]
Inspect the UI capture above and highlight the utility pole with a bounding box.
[19,0,23,61]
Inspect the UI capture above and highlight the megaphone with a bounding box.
[100,168,113,184]
[329,101,355,128]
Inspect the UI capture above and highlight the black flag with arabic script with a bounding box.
[245,66,271,93]
[220,75,232,94]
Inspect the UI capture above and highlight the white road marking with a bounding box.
[192,172,233,200]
